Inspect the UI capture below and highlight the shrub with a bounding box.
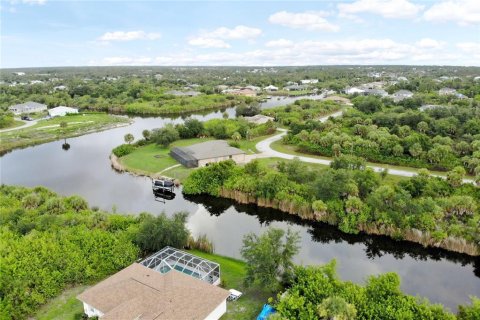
[112,144,136,157]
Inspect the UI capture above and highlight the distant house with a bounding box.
[165,90,201,97]
[263,85,278,91]
[8,101,47,115]
[474,76,480,82]
[323,95,352,105]
[300,79,318,84]
[224,88,257,97]
[397,76,408,82]
[439,87,457,95]
[13,72,25,76]
[245,85,261,92]
[48,106,78,117]
[344,87,365,95]
[53,85,67,91]
[392,90,414,102]
[77,248,229,320]
[419,104,446,112]
[171,140,246,168]
[364,89,388,97]
[243,114,274,125]
[284,84,308,91]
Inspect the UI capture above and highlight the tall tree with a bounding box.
[241,227,300,291]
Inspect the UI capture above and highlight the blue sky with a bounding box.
[1,0,479,67]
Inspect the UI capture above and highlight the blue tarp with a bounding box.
[257,304,276,320]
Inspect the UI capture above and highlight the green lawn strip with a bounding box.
[187,250,271,320]
[270,140,454,177]
[0,119,25,130]
[0,113,130,153]
[34,285,88,320]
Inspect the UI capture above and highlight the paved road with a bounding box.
[0,118,39,133]
[255,110,475,184]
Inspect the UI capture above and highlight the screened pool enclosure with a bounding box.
[140,246,221,285]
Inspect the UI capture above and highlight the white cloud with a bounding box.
[188,25,261,49]
[415,38,445,49]
[102,56,152,65]
[265,39,294,48]
[188,37,231,48]
[269,11,339,32]
[338,0,424,19]
[424,0,480,25]
[456,42,480,59]
[98,31,161,42]
[203,25,262,40]
[97,38,471,66]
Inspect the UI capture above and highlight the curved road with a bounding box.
[255,110,475,184]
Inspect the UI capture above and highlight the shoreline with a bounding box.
[0,119,132,156]
[212,187,480,256]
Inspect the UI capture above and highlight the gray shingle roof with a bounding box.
[173,140,245,161]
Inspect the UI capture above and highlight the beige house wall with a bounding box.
[197,153,246,167]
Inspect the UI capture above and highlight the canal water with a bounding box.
[1,98,479,311]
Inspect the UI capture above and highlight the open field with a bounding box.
[0,113,130,154]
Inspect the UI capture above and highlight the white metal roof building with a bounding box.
[140,246,221,285]
[48,106,79,117]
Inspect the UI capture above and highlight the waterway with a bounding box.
[1,97,479,311]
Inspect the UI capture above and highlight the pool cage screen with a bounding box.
[140,246,220,285]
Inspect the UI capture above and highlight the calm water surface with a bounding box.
[1,99,479,311]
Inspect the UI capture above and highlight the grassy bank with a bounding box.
[118,138,210,180]
[0,113,130,154]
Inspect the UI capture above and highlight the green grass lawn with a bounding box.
[34,285,88,320]
[0,119,25,130]
[187,250,271,320]
[0,113,130,154]
[119,138,212,180]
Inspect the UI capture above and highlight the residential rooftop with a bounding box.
[77,263,229,320]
